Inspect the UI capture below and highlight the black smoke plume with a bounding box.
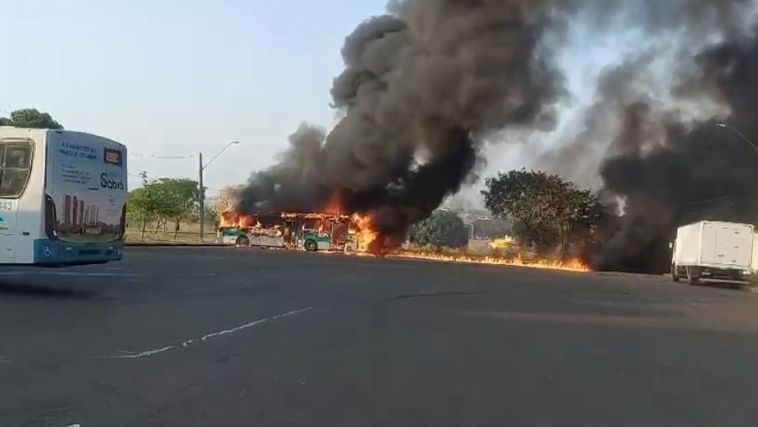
[237,0,565,247]
[593,32,758,272]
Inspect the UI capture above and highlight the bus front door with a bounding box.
[0,199,17,263]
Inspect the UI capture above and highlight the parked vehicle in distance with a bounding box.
[0,127,127,265]
[671,221,754,285]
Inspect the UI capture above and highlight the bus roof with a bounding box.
[0,127,125,149]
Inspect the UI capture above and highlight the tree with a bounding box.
[210,185,244,227]
[212,185,243,214]
[153,178,200,239]
[482,170,606,257]
[127,174,161,240]
[0,109,63,129]
[410,210,470,248]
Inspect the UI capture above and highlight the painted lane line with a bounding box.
[105,346,177,360]
[100,307,314,360]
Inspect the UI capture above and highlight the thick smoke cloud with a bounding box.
[593,32,758,272]
[239,0,565,245]
[237,0,758,267]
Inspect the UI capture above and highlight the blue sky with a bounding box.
[1,0,387,195]
[2,0,662,206]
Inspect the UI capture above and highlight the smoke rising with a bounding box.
[593,31,758,272]
[239,0,566,246]
[237,0,758,268]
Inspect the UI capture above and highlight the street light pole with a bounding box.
[198,141,239,242]
[715,123,758,153]
[199,152,205,242]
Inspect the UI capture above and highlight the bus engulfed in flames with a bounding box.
[219,202,590,273]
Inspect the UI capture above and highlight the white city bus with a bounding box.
[0,127,127,265]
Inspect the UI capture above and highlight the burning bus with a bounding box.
[218,210,359,252]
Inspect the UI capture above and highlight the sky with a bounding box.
[1,0,659,208]
[1,0,387,196]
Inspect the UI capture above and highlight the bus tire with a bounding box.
[671,264,680,282]
[236,235,250,247]
[304,240,318,252]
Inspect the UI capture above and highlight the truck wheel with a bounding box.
[671,264,680,282]
[236,235,250,247]
[686,266,701,285]
[304,240,318,252]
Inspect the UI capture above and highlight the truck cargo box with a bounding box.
[672,221,754,284]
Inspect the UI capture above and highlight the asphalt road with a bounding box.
[2,247,758,427]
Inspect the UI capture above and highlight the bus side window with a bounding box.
[0,142,33,198]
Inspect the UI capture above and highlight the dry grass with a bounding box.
[125,221,219,244]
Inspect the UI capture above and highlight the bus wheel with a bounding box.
[671,264,680,282]
[236,235,250,247]
[304,240,318,252]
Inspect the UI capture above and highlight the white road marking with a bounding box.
[100,307,314,360]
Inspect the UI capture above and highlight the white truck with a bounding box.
[671,221,755,284]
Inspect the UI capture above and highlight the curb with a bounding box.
[125,243,226,248]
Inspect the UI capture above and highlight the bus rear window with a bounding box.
[0,141,33,198]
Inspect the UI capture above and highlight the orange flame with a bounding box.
[350,213,380,253]
[219,206,590,274]
[390,251,590,272]
[219,210,257,229]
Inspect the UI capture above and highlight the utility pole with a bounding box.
[197,141,239,243]
[199,152,205,243]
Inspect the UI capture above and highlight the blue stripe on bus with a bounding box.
[33,239,124,265]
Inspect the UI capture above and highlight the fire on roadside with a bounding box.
[219,206,590,273]
[390,251,590,272]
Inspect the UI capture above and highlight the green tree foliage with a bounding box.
[0,109,63,129]
[127,174,199,240]
[482,170,606,256]
[153,178,200,238]
[127,173,160,240]
[410,210,470,248]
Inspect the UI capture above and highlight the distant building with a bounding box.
[72,196,79,226]
[63,195,72,226]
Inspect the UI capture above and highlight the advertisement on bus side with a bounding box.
[45,132,128,243]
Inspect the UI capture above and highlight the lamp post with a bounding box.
[715,123,758,154]
[199,141,240,242]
